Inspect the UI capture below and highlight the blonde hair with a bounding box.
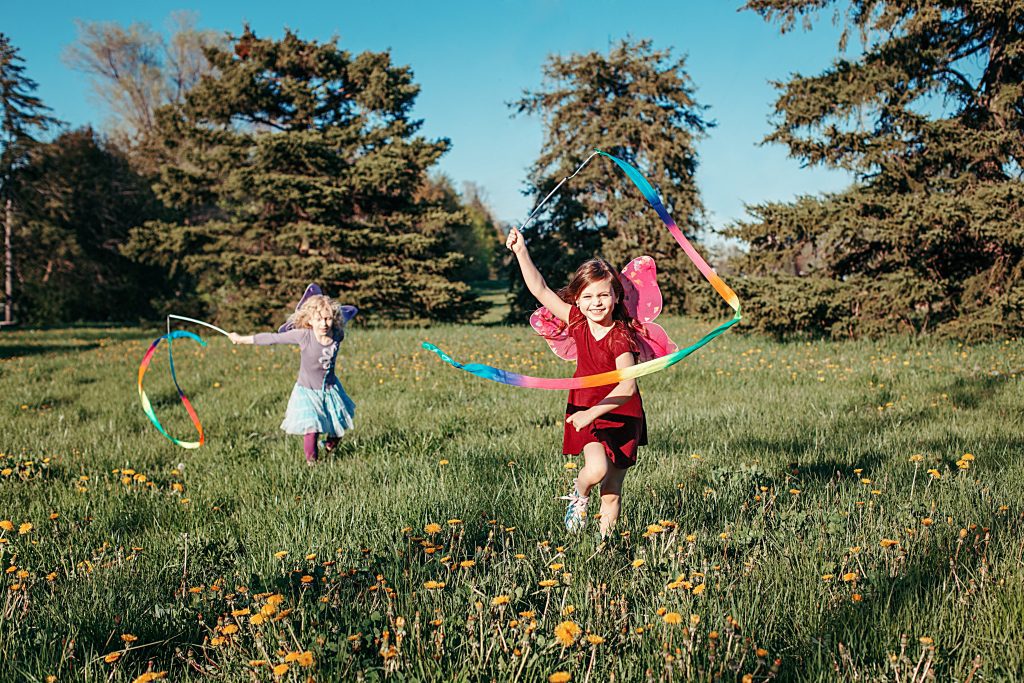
[286,294,346,339]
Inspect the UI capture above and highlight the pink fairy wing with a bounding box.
[619,256,663,323]
[530,306,577,361]
[635,322,678,363]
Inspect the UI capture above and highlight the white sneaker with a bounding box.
[560,489,588,532]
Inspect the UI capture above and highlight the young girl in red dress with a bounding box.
[506,226,646,537]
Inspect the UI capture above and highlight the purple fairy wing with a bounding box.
[340,305,358,324]
[619,256,663,323]
[530,306,577,362]
[278,283,325,332]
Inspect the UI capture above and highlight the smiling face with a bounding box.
[576,277,617,325]
[310,305,335,339]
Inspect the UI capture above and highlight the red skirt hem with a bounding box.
[562,405,647,470]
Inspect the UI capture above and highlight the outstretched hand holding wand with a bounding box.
[506,226,570,324]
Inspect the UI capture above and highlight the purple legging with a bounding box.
[302,433,340,462]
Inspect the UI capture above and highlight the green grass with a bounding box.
[0,318,1022,681]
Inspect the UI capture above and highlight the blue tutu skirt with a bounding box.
[280,382,356,436]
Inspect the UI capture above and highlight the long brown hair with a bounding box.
[558,258,645,339]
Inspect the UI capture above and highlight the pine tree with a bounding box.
[14,128,168,323]
[123,27,485,326]
[0,34,60,325]
[509,38,714,320]
[731,1,1024,339]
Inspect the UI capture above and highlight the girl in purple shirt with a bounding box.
[229,291,356,464]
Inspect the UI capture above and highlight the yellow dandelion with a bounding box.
[842,572,858,582]
[0,520,13,532]
[879,538,899,548]
[538,579,557,587]
[425,523,442,534]
[273,551,289,559]
[631,559,645,568]
[663,612,682,625]
[491,595,510,606]
[553,620,581,647]
[549,673,571,683]
[272,663,289,676]
[423,580,446,590]
[103,652,121,663]
[587,634,604,644]
[459,560,476,568]
[18,522,32,535]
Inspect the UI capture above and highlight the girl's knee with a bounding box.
[600,468,626,497]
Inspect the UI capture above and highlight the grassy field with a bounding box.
[1,315,1022,681]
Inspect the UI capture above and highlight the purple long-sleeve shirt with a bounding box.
[253,328,342,390]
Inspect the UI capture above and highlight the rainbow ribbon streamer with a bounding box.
[423,150,741,389]
[137,329,207,449]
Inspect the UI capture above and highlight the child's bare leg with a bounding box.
[598,464,627,538]
[563,442,608,531]
[575,442,609,496]
[303,432,319,464]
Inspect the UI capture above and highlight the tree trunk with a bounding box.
[4,198,11,325]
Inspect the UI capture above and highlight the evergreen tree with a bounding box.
[731,1,1024,339]
[0,33,60,324]
[123,27,485,326]
[510,38,714,320]
[415,175,502,282]
[13,128,168,323]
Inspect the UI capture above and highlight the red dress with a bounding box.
[562,306,647,469]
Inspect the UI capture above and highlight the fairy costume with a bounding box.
[254,284,357,438]
[561,305,648,468]
[532,256,678,470]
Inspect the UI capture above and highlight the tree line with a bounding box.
[2,1,1021,339]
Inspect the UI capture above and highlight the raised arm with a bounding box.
[506,226,571,324]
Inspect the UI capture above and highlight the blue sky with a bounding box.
[6,1,856,233]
